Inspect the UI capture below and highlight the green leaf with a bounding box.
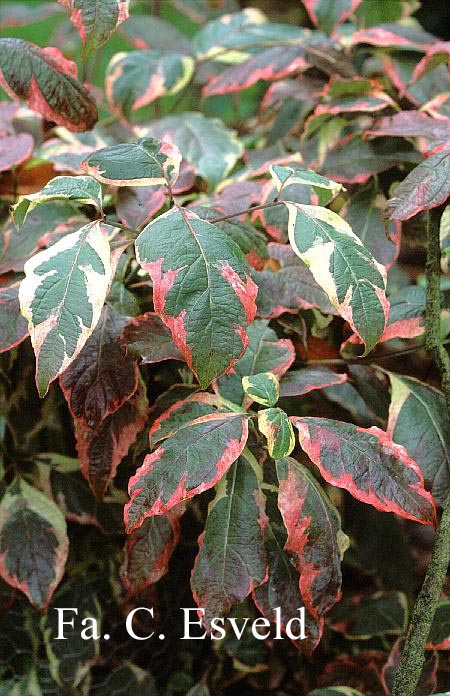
[0,38,98,131]
[307,689,365,696]
[276,457,347,620]
[427,599,450,649]
[329,591,408,639]
[258,407,295,459]
[58,0,129,57]
[11,175,103,229]
[387,373,450,506]
[270,164,344,201]
[0,478,68,609]
[106,50,195,120]
[144,112,243,189]
[303,0,361,35]
[242,371,279,407]
[286,202,389,354]
[135,206,257,387]
[191,455,267,627]
[82,137,181,187]
[19,221,113,397]
[124,394,250,532]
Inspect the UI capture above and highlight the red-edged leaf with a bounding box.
[0,39,98,131]
[315,76,394,116]
[291,417,437,526]
[121,312,184,365]
[366,111,450,147]
[214,319,294,406]
[426,600,450,650]
[303,0,361,34]
[202,45,309,97]
[60,305,138,429]
[276,457,347,622]
[253,243,335,318]
[382,638,439,696]
[0,283,29,353]
[0,478,68,609]
[382,53,447,107]
[75,377,148,500]
[134,206,257,388]
[124,395,249,532]
[191,455,267,628]
[253,490,321,654]
[148,392,220,447]
[58,0,129,56]
[280,367,347,397]
[121,507,183,594]
[387,152,450,220]
[0,133,33,172]
[116,187,166,230]
[413,40,450,81]
[351,24,436,50]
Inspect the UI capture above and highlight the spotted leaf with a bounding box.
[60,304,138,429]
[276,457,348,621]
[82,137,181,188]
[11,176,103,229]
[0,478,68,609]
[303,0,361,35]
[286,202,389,354]
[58,0,129,57]
[258,407,295,459]
[0,38,98,131]
[74,376,148,499]
[19,221,112,397]
[387,152,450,220]
[134,206,257,388]
[292,417,437,526]
[121,507,183,594]
[124,395,249,532]
[214,319,294,406]
[242,372,280,407]
[106,50,194,120]
[387,373,450,507]
[191,455,267,628]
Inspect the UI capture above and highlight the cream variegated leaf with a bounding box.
[286,203,389,354]
[19,221,112,397]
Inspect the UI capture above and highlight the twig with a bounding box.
[210,201,284,224]
[392,206,450,696]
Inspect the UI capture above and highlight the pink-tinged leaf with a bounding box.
[60,304,138,429]
[387,373,450,507]
[0,133,33,172]
[205,180,265,217]
[382,638,438,696]
[280,367,347,397]
[276,457,348,622]
[387,152,450,220]
[135,206,257,388]
[366,110,450,145]
[214,319,294,406]
[426,600,450,650]
[121,507,183,594]
[116,187,167,230]
[253,491,321,654]
[149,393,221,447]
[303,0,361,34]
[75,377,148,500]
[253,243,335,318]
[119,14,193,54]
[351,24,436,50]
[0,478,68,610]
[291,417,437,526]
[382,54,447,107]
[58,0,129,57]
[0,39,98,131]
[125,396,249,532]
[0,2,63,29]
[0,283,29,353]
[121,312,184,365]
[191,456,267,628]
[413,41,450,81]
[202,45,309,97]
[315,76,395,116]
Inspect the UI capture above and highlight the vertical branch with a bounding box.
[392,206,450,696]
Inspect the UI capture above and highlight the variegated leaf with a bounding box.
[258,408,295,459]
[286,202,389,354]
[0,283,29,353]
[0,478,68,609]
[270,164,343,201]
[280,367,347,397]
[135,206,257,387]
[292,417,437,526]
[58,0,129,57]
[276,457,348,620]
[191,455,267,627]
[124,395,249,532]
[19,221,112,397]
[11,175,103,229]
[387,152,450,220]
[242,372,279,407]
[121,312,184,365]
[0,39,98,131]
[387,373,450,507]
[303,0,361,35]
[329,591,408,639]
[106,51,194,120]
[82,137,181,188]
